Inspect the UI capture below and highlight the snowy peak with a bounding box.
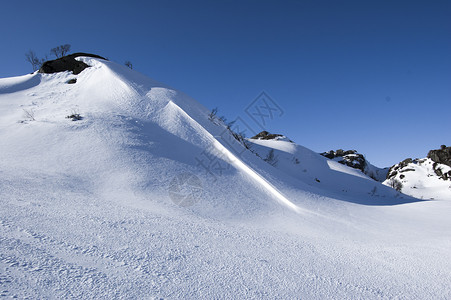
[0,53,439,212]
[0,54,307,217]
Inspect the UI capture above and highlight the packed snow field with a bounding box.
[1,57,450,298]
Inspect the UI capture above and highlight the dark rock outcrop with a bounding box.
[320,149,367,173]
[427,145,451,167]
[39,53,107,75]
[251,131,292,142]
[386,158,415,179]
[427,145,451,180]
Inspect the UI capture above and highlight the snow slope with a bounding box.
[1,56,450,299]
[320,149,389,182]
[247,138,402,204]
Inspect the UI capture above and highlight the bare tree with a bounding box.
[23,109,35,121]
[388,178,403,192]
[208,107,218,122]
[50,44,71,58]
[25,50,46,72]
[226,120,236,130]
[125,61,133,69]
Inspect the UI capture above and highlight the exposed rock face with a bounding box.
[320,149,367,173]
[427,145,451,180]
[386,158,415,180]
[427,145,451,167]
[250,131,293,142]
[251,131,283,140]
[39,53,107,75]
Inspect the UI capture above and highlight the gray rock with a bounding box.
[320,149,366,173]
[251,131,292,141]
[427,145,451,167]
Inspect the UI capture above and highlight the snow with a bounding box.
[246,139,403,203]
[1,56,450,298]
[364,161,389,182]
[383,158,451,200]
[248,138,297,154]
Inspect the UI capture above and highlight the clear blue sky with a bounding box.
[1,0,450,167]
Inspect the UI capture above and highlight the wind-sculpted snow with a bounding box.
[1,56,450,298]
[0,73,41,94]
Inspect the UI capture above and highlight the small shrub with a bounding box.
[370,186,377,196]
[125,61,133,69]
[66,109,82,121]
[264,149,278,166]
[226,120,236,130]
[23,109,35,121]
[66,114,82,121]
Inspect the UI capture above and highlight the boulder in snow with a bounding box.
[39,53,107,75]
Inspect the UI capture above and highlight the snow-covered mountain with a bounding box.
[1,54,450,298]
[383,146,451,200]
[249,132,451,201]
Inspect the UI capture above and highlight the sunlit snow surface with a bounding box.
[0,57,450,299]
